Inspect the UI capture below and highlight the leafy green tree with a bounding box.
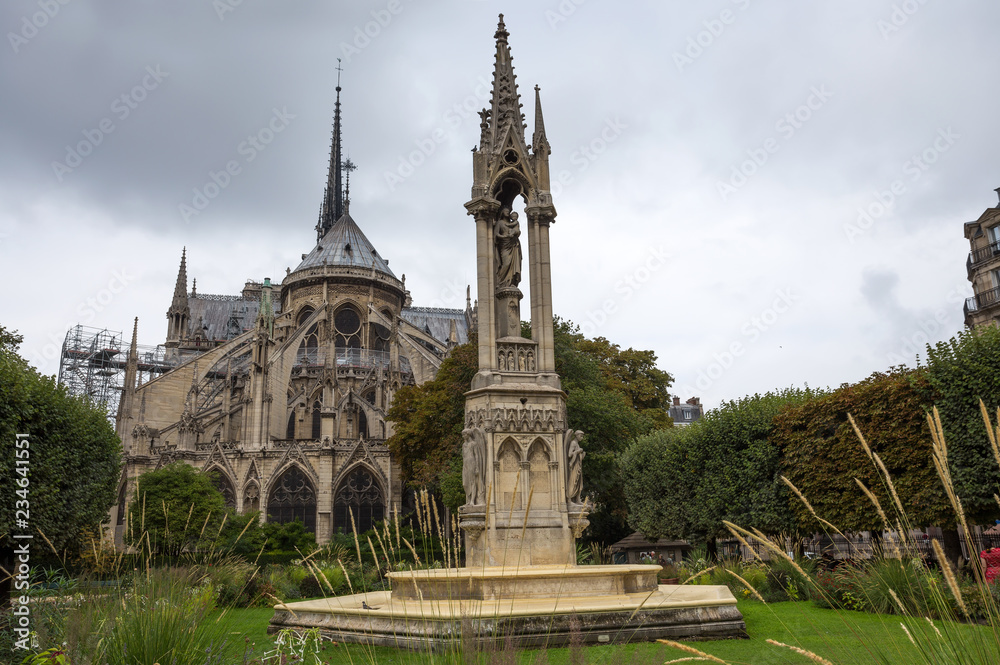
[214,511,267,557]
[0,325,122,554]
[386,335,478,507]
[777,370,952,534]
[260,519,316,553]
[919,326,1000,525]
[619,426,697,543]
[622,389,814,556]
[576,336,674,428]
[126,463,226,556]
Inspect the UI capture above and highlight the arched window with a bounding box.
[243,482,260,514]
[116,482,127,526]
[286,412,296,440]
[208,468,236,509]
[334,305,362,351]
[334,466,384,535]
[357,409,368,440]
[369,321,391,354]
[267,466,317,532]
[361,389,376,406]
[311,401,322,440]
[295,306,319,365]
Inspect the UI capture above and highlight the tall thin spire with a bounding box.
[173,247,188,300]
[318,61,346,241]
[532,85,550,157]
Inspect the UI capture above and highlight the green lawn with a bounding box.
[211,600,994,664]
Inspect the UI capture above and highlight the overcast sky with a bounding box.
[3,1,999,409]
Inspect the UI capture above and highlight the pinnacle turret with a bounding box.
[532,85,550,157]
[173,247,188,301]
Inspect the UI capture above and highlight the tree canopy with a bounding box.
[126,462,227,556]
[621,389,813,549]
[919,325,1000,524]
[0,325,122,555]
[775,369,949,533]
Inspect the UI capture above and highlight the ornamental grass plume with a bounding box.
[766,639,834,665]
[656,639,730,664]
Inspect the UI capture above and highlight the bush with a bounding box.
[820,557,949,618]
[760,556,815,603]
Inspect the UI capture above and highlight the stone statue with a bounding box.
[462,427,487,506]
[565,429,585,504]
[494,208,522,288]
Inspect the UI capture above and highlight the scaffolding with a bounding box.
[57,325,175,423]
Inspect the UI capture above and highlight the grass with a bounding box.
[213,599,996,664]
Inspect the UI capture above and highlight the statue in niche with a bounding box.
[494,207,522,288]
[462,427,487,506]
[565,430,586,505]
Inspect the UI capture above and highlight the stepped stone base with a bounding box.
[268,565,746,650]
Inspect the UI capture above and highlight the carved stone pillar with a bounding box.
[495,286,523,339]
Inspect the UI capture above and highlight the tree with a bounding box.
[386,335,478,508]
[619,426,698,543]
[621,389,814,556]
[0,325,122,553]
[126,462,227,556]
[919,326,1000,525]
[576,336,674,428]
[776,370,950,534]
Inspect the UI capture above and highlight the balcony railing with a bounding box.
[969,242,1000,270]
[971,286,1000,312]
[292,348,402,370]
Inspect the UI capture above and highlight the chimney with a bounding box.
[673,397,680,406]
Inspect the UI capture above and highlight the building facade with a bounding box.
[667,396,703,427]
[110,82,473,545]
[964,188,1000,329]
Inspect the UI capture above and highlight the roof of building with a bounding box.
[295,213,396,278]
[610,532,692,552]
[188,296,261,341]
[401,307,470,345]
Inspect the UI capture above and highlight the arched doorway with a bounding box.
[334,466,384,535]
[267,466,317,532]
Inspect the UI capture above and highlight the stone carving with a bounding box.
[465,405,562,432]
[462,427,487,505]
[494,208,522,288]
[496,340,536,372]
[478,108,491,152]
[565,429,585,505]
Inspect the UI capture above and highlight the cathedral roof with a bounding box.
[400,307,470,345]
[188,296,261,341]
[294,212,396,278]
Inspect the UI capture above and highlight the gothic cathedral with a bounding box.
[110,76,474,545]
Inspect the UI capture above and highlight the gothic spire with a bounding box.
[487,13,526,152]
[532,85,550,157]
[173,247,188,301]
[318,61,346,242]
[128,317,138,359]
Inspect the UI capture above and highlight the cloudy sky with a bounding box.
[3,0,999,409]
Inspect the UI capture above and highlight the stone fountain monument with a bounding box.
[269,16,745,649]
